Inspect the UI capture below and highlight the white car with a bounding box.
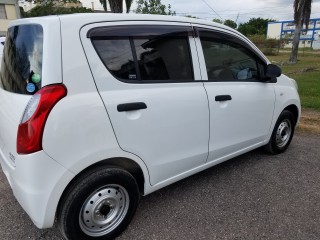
[0,14,300,240]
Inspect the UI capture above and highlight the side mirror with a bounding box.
[262,64,281,83]
[266,64,282,78]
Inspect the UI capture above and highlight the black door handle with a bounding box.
[215,95,232,101]
[117,102,147,112]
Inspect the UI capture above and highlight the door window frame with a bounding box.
[89,25,197,84]
[192,25,270,82]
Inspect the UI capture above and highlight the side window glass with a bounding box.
[92,38,138,80]
[133,38,193,81]
[200,31,260,81]
[90,25,194,82]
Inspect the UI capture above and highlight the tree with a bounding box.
[20,6,27,18]
[212,18,223,24]
[135,0,175,15]
[125,0,133,12]
[289,0,313,64]
[224,19,237,29]
[109,0,123,12]
[28,0,79,5]
[99,0,108,11]
[99,0,133,13]
[237,18,275,36]
[23,2,93,18]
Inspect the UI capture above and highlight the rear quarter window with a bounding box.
[0,24,43,94]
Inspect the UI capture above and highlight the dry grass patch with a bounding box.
[297,108,320,134]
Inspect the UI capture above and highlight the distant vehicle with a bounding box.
[0,37,5,69]
[0,14,301,240]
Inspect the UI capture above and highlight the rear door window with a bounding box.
[90,25,194,82]
[0,24,43,94]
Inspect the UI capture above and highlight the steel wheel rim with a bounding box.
[79,184,130,237]
[276,119,292,148]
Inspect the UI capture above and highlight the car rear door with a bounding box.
[80,22,209,186]
[193,26,276,162]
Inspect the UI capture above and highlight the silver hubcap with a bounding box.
[276,119,292,148]
[79,185,129,237]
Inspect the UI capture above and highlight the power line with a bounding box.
[171,2,320,22]
[200,0,223,20]
[215,5,291,13]
[174,5,292,16]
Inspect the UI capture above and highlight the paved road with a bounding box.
[1,132,320,240]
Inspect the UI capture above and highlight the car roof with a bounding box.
[8,13,269,63]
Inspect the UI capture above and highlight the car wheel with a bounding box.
[58,167,140,240]
[265,110,295,154]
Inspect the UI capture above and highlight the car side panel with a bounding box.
[42,18,150,188]
[192,25,276,161]
[266,75,301,141]
[79,22,210,186]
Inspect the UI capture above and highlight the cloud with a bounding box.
[130,0,320,23]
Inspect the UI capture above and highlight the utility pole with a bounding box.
[236,13,239,25]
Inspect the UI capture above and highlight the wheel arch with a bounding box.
[283,104,300,126]
[57,157,145,220]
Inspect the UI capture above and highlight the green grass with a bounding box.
[296,72,320,109]
[267,52,320,111]
[282,47,320,52]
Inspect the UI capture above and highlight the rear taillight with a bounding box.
[17,84,67,154]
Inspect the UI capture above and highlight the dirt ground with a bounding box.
[297,108,320,134]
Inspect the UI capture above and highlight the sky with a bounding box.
[80,0,320,24]
[128,0,320,24]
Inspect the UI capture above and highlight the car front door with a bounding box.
[80,23,209,186]
[195,27,276,162]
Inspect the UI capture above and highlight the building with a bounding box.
[19,0,107,12]
[267,18,320,49]
[18,0,109,16]
[19,0,83,12]
[0,0,21,36]
[80,0,104,11]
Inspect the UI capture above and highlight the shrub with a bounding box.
[249,35,289,56]
[24,2,93,18]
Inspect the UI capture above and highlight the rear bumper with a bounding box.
[0,149,74,228]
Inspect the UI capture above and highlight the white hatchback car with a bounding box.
[0,14,300,240]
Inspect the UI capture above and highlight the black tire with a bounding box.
[57,167,140,240]
[265,110,295,154]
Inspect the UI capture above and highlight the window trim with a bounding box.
[87,25,193,38]
[89,25,196,84]
[129,37,142,81]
